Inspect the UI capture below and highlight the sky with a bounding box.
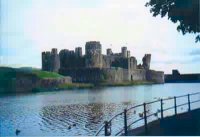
[0,0,200,74]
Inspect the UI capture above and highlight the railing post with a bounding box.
[124,109,128,136]
[188,94,191,112]
[104,121,109,136]
[174,97,177,115]
[143,103,148,134]
[160,99,163,119]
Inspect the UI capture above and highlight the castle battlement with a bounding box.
[42,49,60,72]
[42,41,152,71]
[42,41,164,84]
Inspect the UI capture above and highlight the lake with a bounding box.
[0,83,200,136]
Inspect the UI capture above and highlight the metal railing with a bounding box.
[95,92,200,136]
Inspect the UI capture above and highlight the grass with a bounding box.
[0,67,157,93]
[99,81,155,87]
[58,83,94,89]
[31,70,64,79]
[0,67,64,79]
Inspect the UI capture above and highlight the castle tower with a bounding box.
[42,52,46,71]
[127,51,130,58]
[107,48,113,56]
[128,57,137,71]
[75,47,82,57]
[121,47,127,58]
[85,41,102,68]
[42,51,51,71]
[59,49,69,69]
[51,48,57,54]
[142,54,151,70]
[131,57,137,70]
[50,48,60,72]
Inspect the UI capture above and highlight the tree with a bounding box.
[145,0,200,42]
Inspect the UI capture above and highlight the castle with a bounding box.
[42,41,164,84]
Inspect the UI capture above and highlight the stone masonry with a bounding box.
[42,41,165,84]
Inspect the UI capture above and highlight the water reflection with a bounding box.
[39,103,134,135]
[1,83,200,136]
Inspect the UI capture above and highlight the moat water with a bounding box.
[0,83,200,136]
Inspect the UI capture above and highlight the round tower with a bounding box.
[85,41,102,68]
[121,47,127,58]
[51,48,60,72]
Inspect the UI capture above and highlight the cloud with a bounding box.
[1,0,199,73]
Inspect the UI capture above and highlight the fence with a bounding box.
[95,92,200,136]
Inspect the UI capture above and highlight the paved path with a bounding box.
[126,109,200,136]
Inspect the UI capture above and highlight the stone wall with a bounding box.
[165,71,200,83]
[14,74,38,92]
[60,68,127,83]
[59,67,164,84]
[129,69,147,81]
[13,76,72,92]
[39,77,72,88]
[146,70,165,84]
[59,49,85,69]
[59,68,103,83]
[102,68,127,83]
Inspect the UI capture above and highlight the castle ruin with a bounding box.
[42,41,164,84]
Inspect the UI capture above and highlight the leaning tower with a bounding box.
[85,41,102,68]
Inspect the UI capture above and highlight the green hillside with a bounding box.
[0,67,65,93]
[32,70,64,79]
[0,67,64,79]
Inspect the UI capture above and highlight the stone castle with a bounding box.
[42,41,164,84]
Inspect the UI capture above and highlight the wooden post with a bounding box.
[174,97,177,115]
[188,94,191,112]
[161,99,163,119]
[124,109,128,135]
[105,121,109,136]
[143,103,148,134]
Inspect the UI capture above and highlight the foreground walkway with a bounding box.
[126,108,200,136]
[96,92,200,136]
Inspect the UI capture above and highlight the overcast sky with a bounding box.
[1,0,200,74]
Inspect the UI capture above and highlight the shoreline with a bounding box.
[0,66,160,95]
[0,81,157,95]
[31,81,157,92]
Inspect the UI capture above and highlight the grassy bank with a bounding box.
[32,83,94,92]
[0,67,157,94]
[0,67,64,79]
[58,83,94,89]
[0,67,66,94]
[32,69,64,79]
[99,81,155,87]
[34,81,154,92]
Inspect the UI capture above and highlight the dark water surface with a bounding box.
[0,83,200,136]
